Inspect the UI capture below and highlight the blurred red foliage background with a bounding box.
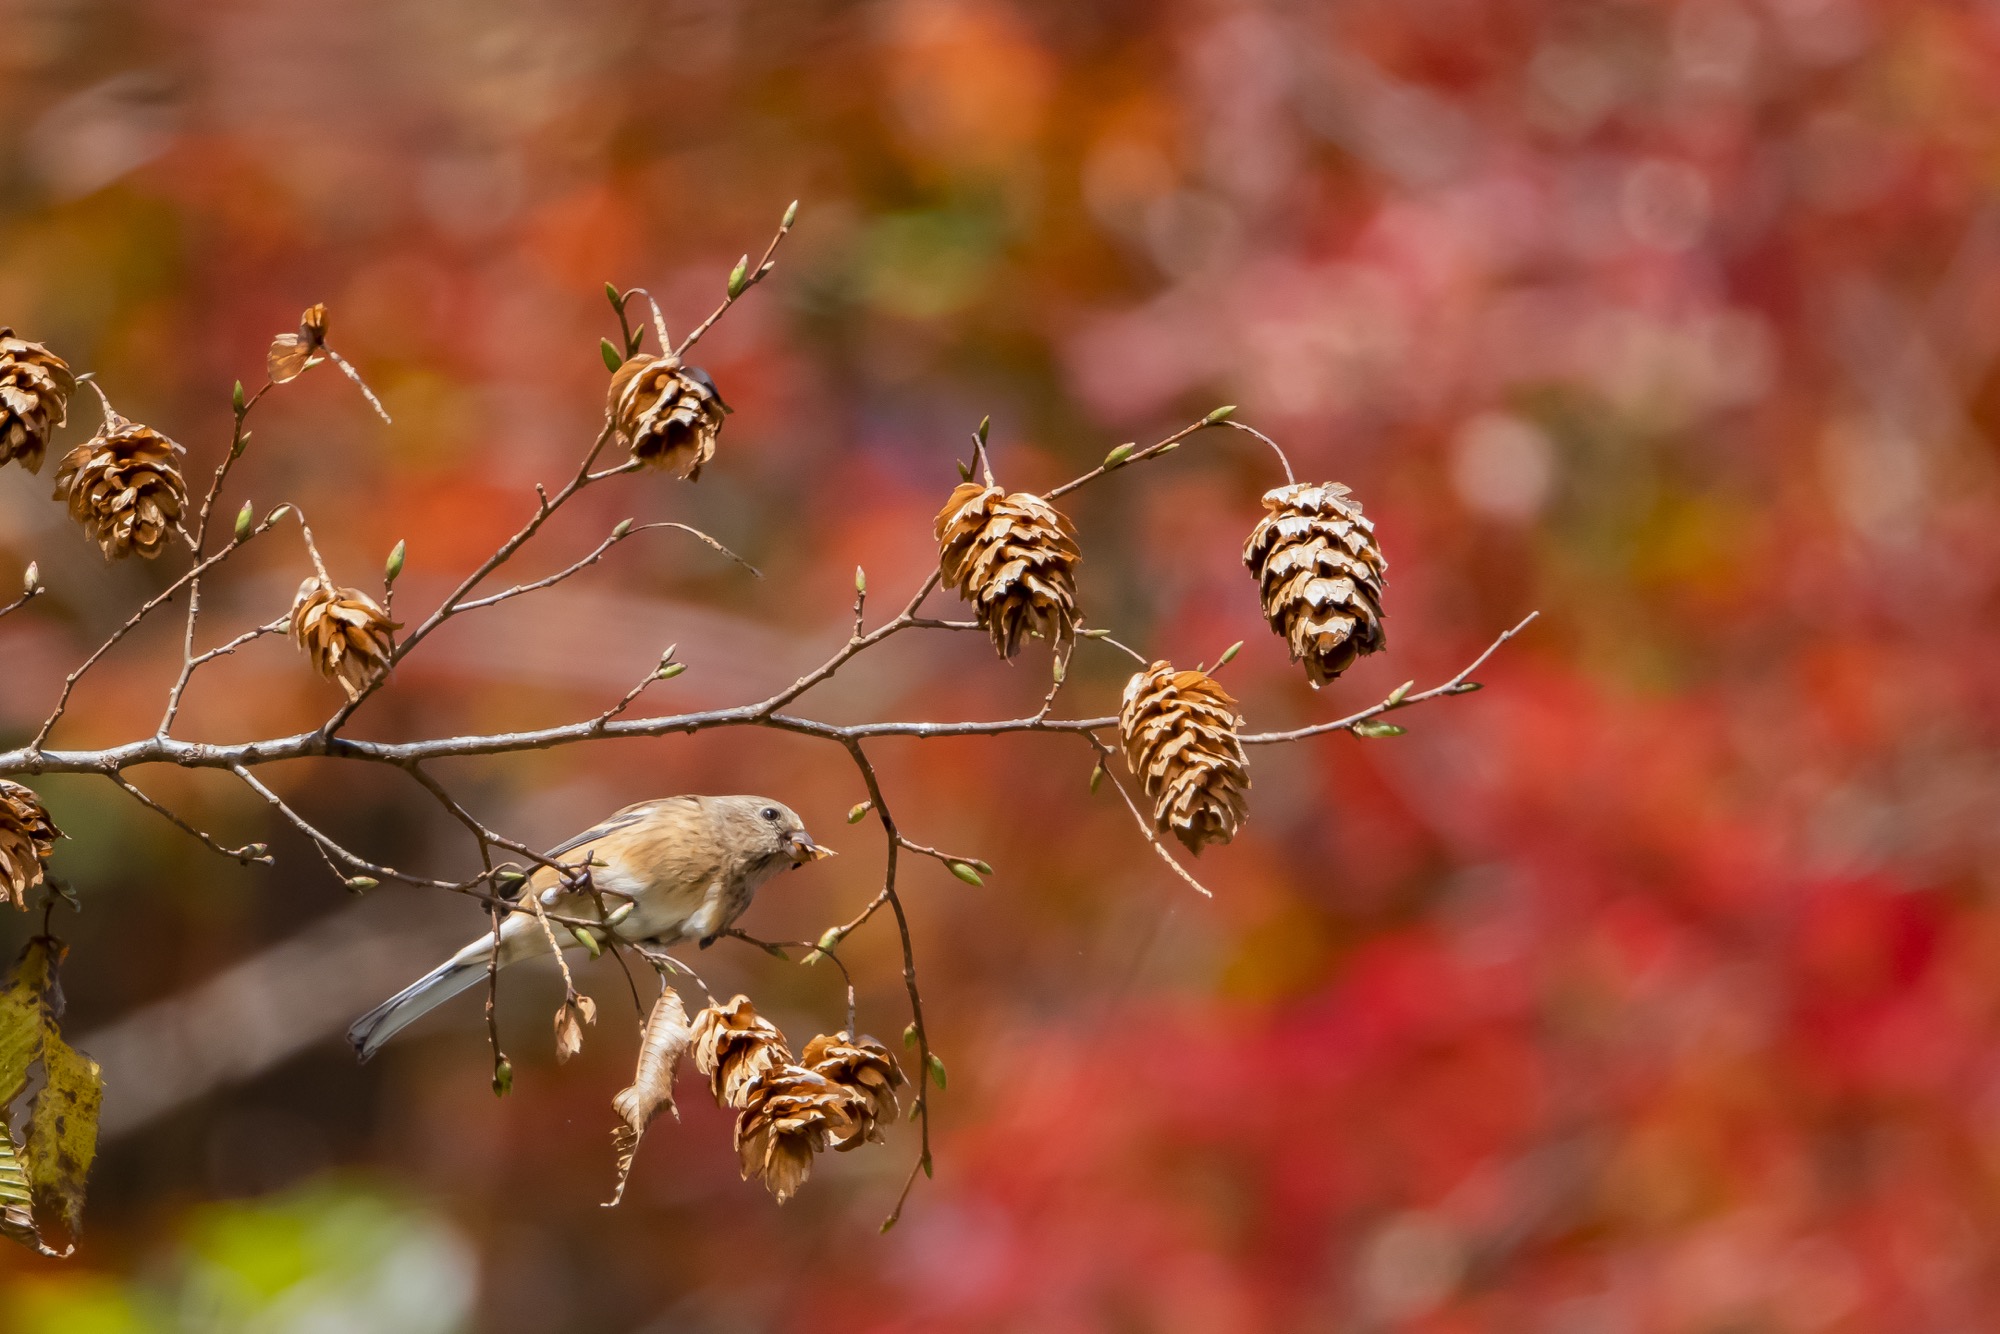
[6,0,2000,1330]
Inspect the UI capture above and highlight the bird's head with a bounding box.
[715,796,833,875]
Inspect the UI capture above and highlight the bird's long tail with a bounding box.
[348,939,494,1062]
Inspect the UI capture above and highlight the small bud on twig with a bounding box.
[345,876,378,893]
[605,901,636,927]
[23,563,39,595]
[1202,404,1237,425]
[947,860,983,886]
[976,415,990,446]
[384,539,406,585]
[234,502,254,543]
[816,928,843,952]
[928,1052,948,1089]
[600,338,623,373]
[1103,442,1135,467]
[611,518,633,539]
[956,459,973,481]
[782,199,799,231]
[605,281,624,312]
[492,1056,513,1097]
[1386,680,1414,706]
[903,1022,918,1049]
[1351,720,1406,738]
[571,926,602,958]
[1215,640,1243,669]
[847,801,872,824]
[727,254,750,299]
[1089,761,1103,793]
[266,504,292,525]
[231,380,246,414]
[1448,681,1483,694]
[655,662,686,681]
[854,566,867,595]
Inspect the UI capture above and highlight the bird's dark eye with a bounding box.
[761,806,779,821]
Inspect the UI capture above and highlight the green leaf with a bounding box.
[0,972,42,1110]
[976,414,990,445]
[956,458,973,481]
[947,861,983,887]
[27,1032,100,1237]
[600,338,624,373]
[927,1053,948,1089]
[384,539,406,585]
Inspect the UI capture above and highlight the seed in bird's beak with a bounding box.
[789,833,835,865]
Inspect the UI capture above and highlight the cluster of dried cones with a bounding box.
[930,461,1387,856]
[0,782,60,911]
[606,991,904,1206]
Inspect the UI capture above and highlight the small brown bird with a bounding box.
[348,795,831,1061]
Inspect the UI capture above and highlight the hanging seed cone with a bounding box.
[52,414,187,560]
[691,995,794,1110]
[934,483,1081,658]
[1243,482,1387,687]
[289,577,399,700]
[0,781,61,911]
[733,1065,863,1203]
[606,353,727,479]
[1119,661,1251,854]
[801,1032,905,1150]
[0,330,75,474]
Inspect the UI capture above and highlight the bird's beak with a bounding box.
[788,831,835,865]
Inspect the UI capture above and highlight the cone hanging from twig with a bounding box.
[934,483,1080,658]
[0,780,61,911]
[801,1032,905,1150]
[0,331,74,474]
[52,411,188,560]
[607,353,727,479]
[1243,482,1387,687]
[733,1064,864,1203]
[691,995,793,1110]
[1119,661,1250,854]
[289,577,399,700]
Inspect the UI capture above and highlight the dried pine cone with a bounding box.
[1243,481,1387,687]
[52,412,187,560]
[0,780,61,911]
[801,1032,904,1150]
[733,1065,863,1203]
[1119,661,1251,854]
[0,330,75,473]
[934,483,1080,658]
[289,577,399,700]
[606,353,726,479]
[691,995,793,1110]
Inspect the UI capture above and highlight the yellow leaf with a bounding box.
[27,1033,100,1238]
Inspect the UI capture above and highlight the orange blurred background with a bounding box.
[6,0,2000,1330]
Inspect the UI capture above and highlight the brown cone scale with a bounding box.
[289,577,399,700]
[1243,482,1387,687]
[1119,661,1250,854]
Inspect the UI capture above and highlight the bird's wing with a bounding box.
[541,799,685,860]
